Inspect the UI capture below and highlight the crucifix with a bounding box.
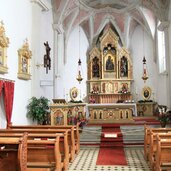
[44,41,51,74]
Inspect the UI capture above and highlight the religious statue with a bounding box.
[44,41,51,74]
[106,56,114,71]
[22,57,27,73]
[92,57,100,77]
[120,56,128,77]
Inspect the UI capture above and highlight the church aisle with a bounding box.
[68,147,151,171]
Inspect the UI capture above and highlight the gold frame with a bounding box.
[70,87,79,101]
[17,39,32,80]
[142,86,151,100]
[0,21,9,74]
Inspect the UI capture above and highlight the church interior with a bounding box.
[0,0,171,171]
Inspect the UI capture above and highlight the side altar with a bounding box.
[50,101,86,126]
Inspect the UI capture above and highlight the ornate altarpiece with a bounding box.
[87,28,133,104]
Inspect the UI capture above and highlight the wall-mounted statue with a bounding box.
[44,41,51,74]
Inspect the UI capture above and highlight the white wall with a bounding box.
[59,26,89,102]
[0,0,53,127]
[31,2,54,100]
[167,1,171,108]
[131,25,158,102]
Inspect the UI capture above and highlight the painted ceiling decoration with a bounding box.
[52,0,170,47]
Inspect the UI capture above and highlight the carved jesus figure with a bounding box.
[44,41,51,73]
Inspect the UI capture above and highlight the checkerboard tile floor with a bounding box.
[68,147,151,171]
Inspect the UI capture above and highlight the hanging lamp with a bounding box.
[141,2,148,83]
[76,3,83,84]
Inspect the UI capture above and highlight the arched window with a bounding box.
[157,21,166,73]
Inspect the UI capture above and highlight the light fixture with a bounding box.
[76,58,83,83]
[141,2,148,83]
[142,56,148,82]
[76,2,83,84]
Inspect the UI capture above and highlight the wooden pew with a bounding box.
[0,132,65,171]
[5,128,75,162]
[27,136,62,171]
[0,130,69,171]
[0,133,27,171]
[149,131,171,170]
[144,125,171,160]
[9,123,80,154]
[155,135,171,171]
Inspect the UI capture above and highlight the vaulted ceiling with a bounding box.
[52,0,170,47]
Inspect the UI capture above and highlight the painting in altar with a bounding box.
[92,56,100,78]
[120,56,128,77]
[54,110,64,125]
[105,55,114,71]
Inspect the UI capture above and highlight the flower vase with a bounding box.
[160,121,167,128]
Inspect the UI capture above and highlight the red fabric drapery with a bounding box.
[0,80,3,96]
[3,81,15,128]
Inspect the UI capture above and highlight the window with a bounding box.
[157,21,166,73]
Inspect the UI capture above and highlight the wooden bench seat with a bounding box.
[1,128,74,162]
[27,138,62,171]
[149,131,171,170]
[155,135,171,171]
[0,133,27,171]
[0,131,68,171]
[144,125,171,160]
[9,123,80,154]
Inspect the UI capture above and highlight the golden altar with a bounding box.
[85,28,135,123]
[87,103,136,123]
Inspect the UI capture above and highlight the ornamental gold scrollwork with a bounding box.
[17,39,32,80]
[0,21,9,74]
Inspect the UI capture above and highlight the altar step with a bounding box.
[120,125,162,146]
[80,126,102,146]
[80,124,162,147]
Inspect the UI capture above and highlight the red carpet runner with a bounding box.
[96,126,127,165]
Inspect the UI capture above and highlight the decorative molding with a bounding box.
[0,21,9,74]
[53,24,64,34]
[17,39,32,80]
[30,0,51,11]
[157,21,170,31]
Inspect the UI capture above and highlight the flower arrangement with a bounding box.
[78,117,88,129]
[158,105,171,127]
